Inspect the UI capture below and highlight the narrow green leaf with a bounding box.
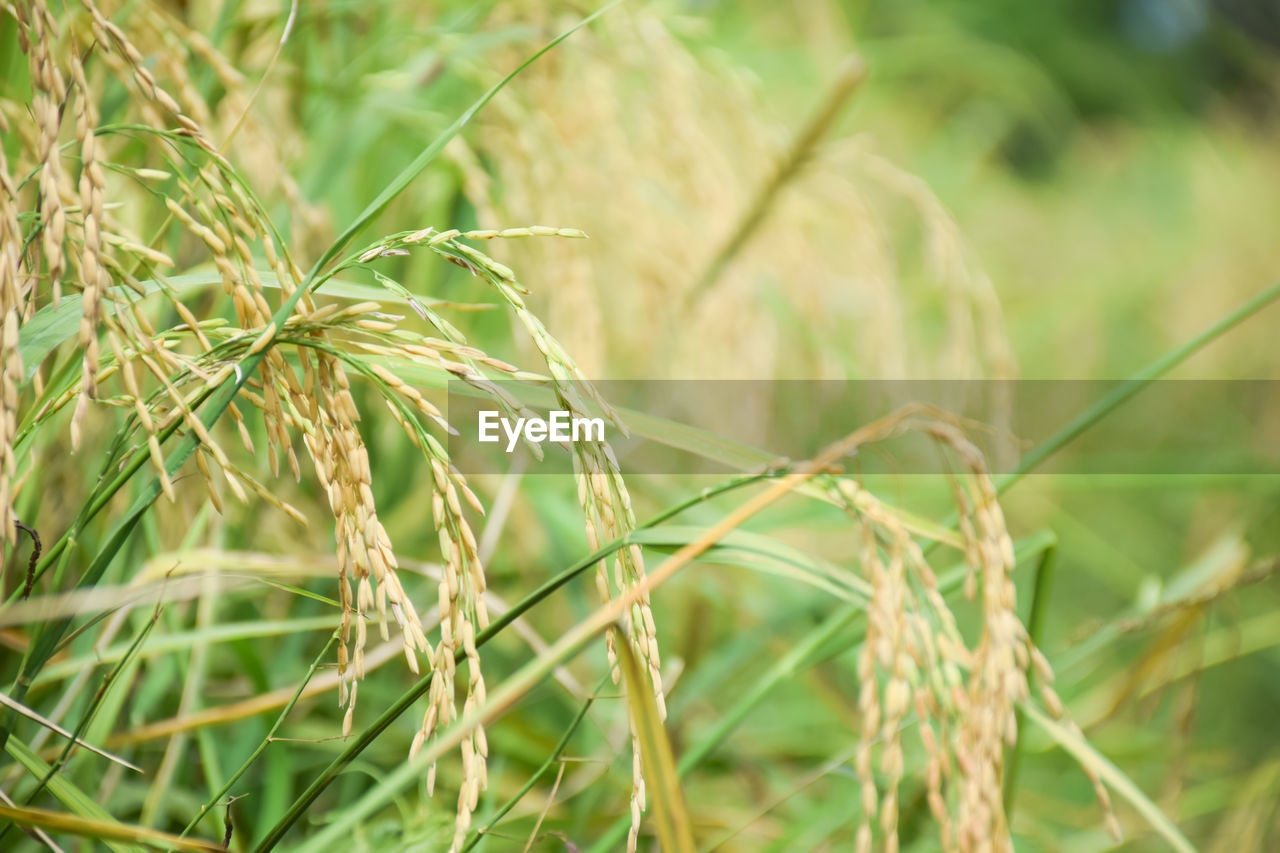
[1022,703,1195,853]
[0,803,224,852]
[4,738,142,853]
[613,627,696,853]
[17,272,489,382]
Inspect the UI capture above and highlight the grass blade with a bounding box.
[0,804,224,852]
[1003,544,1057,817]
[4,738,141,853]
[614,627,696,853]
[460,685,599,852]
[1022,703,1196,853]
[0,691,139,773]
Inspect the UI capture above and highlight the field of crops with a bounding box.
[2,2,1278,851]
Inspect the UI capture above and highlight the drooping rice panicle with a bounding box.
[822,409,1117,853]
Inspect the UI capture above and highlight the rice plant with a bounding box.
[2,2,1277,852]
